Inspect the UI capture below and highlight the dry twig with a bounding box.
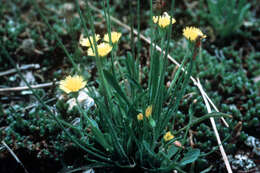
[0,64,40,77]
[1,141,30,173]
[196,78,232,173]
[0,82,57,92]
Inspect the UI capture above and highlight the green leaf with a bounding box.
[125,74,143,91]
[238,4,250,25]
[149,118,156,127]
[77,106,113,152]
[180,148,200,166]
[149,51,160,102]
[166,145,179,159]
[176,112,232,134]
[143,140,157,158]
[201,166,213,173]
[103,70,130,105]
[125,52,135,78]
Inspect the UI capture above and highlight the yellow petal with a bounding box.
[104,32,122,44]
[183,27,206,41]
[153,12,176,28]
[59,75,87,94]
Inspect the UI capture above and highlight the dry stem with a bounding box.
[196,78,232,173]
[0,82,57,92]
[0,64,40,77]
[2,141,30,173]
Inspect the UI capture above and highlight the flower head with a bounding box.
[104,32,122,44]
[87,42,112,57]
[145,105,152,118]
[137,113,144,121]
[163,131,174,142]
[60,75,86,94]
[80,34,100,47]
[183,27,206,41]
[153,12,176,28]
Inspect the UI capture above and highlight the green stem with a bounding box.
[102,0,116,77]
[175,112,231,134]
[75,0,95,55]
[148,0,157,103]
[136,0,141,62]
[76,100,113,152]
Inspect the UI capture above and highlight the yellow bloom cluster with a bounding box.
[80,34,100,47]
[183,27,206,41]
[163,131,174,142]
[87,43,113,57]
[153,12,176,28]
[104,32,122,44]
[137,113,144,121]
[60,75,86,94]
[145,105,152,118]
[81,31,121,57]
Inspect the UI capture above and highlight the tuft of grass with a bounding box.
[206,0,251,38]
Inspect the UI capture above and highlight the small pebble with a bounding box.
[245,136,260,156]
[229,154,256,171]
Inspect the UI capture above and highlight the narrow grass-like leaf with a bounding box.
[180,149,200,166]
[103,70,130,105]
[176,112,232,134]
[76,104,113,152]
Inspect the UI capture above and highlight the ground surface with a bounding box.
[1,0,260,172]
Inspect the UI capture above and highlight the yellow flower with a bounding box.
[60,75,86,94]
[183,27,206,41]
[80,34,100,47]
[145,105,152,118]
[104,32,122,44]
[153,12,176,28]
[163,131,174,142]
[137,113,144,121]
[87,42,112,57]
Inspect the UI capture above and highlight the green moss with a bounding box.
[170,45,260,154]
